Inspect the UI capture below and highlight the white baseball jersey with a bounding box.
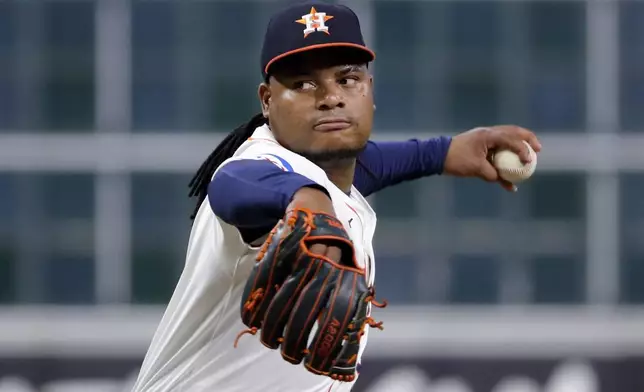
[132,124,377,392]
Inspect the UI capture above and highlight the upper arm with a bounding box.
[208,157,328,242]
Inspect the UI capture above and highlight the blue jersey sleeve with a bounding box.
[208,159,328,243]
[353,137,452,197]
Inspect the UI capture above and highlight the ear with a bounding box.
[258,82,271,118]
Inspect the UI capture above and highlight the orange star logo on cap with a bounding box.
[295,7,334,38]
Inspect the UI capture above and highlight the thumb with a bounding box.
[480,161,500,182]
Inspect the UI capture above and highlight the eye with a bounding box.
[294,80,315,91]
[338,76,359,86]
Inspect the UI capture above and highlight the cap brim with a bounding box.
[264,43,376,76]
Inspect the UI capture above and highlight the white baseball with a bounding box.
[492,140,537,183]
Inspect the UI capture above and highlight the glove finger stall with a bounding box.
[328,289,372,381]
[259,254,320,349]
[240,222,297,328]
[280,262,337,366]
[305,270,365,375]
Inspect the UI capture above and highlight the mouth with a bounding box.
[313,117,352,132]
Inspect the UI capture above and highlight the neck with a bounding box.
[317,158,356,194]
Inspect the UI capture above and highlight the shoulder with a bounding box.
[221,127,329,184]
[237,138,306,171]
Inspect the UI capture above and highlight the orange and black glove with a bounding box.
[234,208,386,382]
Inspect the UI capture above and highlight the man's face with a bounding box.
[259,48,374,164]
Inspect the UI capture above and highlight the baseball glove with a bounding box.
[233,207,387,382]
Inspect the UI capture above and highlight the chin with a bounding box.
[318,130,367,150]
[298,141,368,163]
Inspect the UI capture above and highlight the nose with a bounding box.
[316,83,345,111]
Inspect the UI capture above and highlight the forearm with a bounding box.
[354,137,452,196]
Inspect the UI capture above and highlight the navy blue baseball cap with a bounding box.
[261,2,376,80]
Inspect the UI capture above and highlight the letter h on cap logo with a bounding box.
[295,7,334,38]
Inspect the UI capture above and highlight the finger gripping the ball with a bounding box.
[492,140,537,184]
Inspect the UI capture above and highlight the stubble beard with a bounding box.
[292,144,367,166]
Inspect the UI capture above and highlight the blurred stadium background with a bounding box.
[1,0,644,391]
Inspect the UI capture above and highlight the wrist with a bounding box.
[288,186,335,216]
[435,135,454,175]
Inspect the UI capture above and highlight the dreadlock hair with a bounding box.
[188,112,268,220]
